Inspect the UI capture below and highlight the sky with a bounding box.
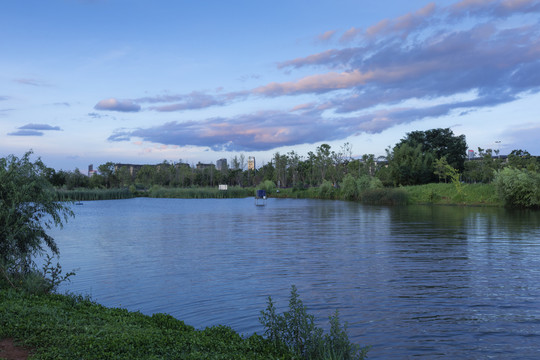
[2,0,540,172]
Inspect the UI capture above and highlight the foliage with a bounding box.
[1,254,75,294]
[396,128,467,172]
[257,180,277,194]
[259,285,369,360]
[148,186,254,199]
[318,180,336,199]
[341,174,359,200]
[0,152,74,274]
[401,183,501,206]
[55,188,134,201]
[387,143,434,186]
[462,147,503,183]
[507,149,539,172]
[0,288,291,359]
[493,167,540,208]
[387,128,467,185]
[360,188,409,205]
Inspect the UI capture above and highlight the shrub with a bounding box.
[260,285,369,359]
[341,174,359,200]
[257,180,277,194]
[494,167,540,208]
[318,180,336,199]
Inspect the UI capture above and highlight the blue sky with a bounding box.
[2,0,540,172]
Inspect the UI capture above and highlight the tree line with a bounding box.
[44,128,538,191]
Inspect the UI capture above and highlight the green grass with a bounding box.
[402,182,501,206]
[0,288,291,360]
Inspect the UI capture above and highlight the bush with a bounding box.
[259,285,369,359]
[318,180,336,199]
[257,180,277,194]
[341,174,359,200]
[494,167,540,208]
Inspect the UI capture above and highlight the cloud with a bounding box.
[252,70,373,96]
[317,30,337,42]
[8,130,44,136]
[147,92,227,112]
[108,110,350,151]
[94,98,141,112]
[0,96,9,101]
[104,0,540,152]
[502,122,540,154]
[18,123,62,131]
[7,123,62,136]
[450,0,540,18]
[13,78,49,87]
[109,98,495,152]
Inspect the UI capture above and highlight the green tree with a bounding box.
[507,149,539,171]
[98,162,117,188]
[397,128,467,173]
[0,152,74,273]
[135,165,156,187]
[387,143,434,186]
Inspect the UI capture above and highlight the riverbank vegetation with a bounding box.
[40,127,539,208]
[0,285,368,360]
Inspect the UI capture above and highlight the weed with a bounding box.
[260,285,370,360]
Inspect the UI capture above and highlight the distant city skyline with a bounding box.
[2,0,540,171]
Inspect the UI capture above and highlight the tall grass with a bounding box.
[148,186,255,199]
[402,182,501,206]
[55,188,134,201]
[360,188,409,205]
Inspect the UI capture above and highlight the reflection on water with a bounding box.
[50,198,540,359]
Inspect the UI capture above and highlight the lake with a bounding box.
[49,197,540,359]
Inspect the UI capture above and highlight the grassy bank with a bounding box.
[402,183,502,206]
[0,289,289,360]
[266,183,499,206]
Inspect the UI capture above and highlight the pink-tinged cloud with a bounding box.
[318,30,336,42]
[108,111,348,151]
[94,98,141,112]
[340,26,363,43]
[253,70,373,96]
[13,78,49,87]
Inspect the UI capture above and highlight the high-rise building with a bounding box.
[88,164,98,177]
[248,156,256,170]
[216,158,228,171]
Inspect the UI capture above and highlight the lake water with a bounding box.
[49,197,540,359]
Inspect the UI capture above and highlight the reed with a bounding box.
[55,188,134,201]
[148,186,255,199]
